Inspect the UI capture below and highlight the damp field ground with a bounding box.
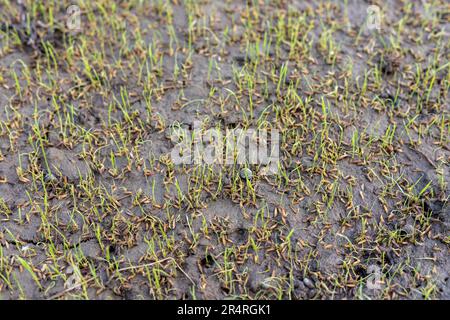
[0,0,448,299]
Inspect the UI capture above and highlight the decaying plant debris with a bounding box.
[0,0,448,300]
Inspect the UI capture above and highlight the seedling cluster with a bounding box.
[0,0,448,300]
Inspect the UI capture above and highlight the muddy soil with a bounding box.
[0,0,448,299]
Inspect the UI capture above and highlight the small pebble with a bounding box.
[303,277,315,289]
[239,168,253,180]
[402,224,415,235]
[307,288,317,299]
[294,279,305,290]
[66,266,74,275]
